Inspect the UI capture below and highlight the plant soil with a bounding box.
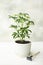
[15,40,31,44]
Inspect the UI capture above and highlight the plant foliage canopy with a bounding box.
[9,12,34,41]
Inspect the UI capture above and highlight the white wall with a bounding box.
[0,0,43,42]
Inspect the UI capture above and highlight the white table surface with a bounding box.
[0,42,43,65]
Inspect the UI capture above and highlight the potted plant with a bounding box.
[9,12,34,57]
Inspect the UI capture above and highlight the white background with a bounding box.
[0,0,43,65]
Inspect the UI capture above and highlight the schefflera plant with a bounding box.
[9,12,34,42]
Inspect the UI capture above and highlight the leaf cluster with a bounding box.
[9,12,34,40]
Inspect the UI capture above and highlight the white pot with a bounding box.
[15,41,31,57]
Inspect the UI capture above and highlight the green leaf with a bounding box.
[27,35,30,38]
[10,25,17,28]
[20,33,25,39]
[23,13,30,18]
[9,15,17,19]
[27,21,30,26]
[16,19,21,22]
[17,30,20,37]
[28,29,32,33]
[29,21,34,25]
[27,21,34,27]
[12,32,17,38]
[25,30,28,34]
